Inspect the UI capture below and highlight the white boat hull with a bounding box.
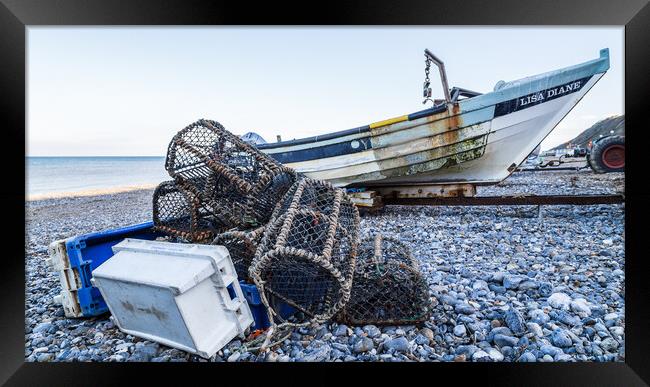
[257,49,610,188]
[413,73,604,185]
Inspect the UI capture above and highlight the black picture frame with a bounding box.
[3,0,649,385]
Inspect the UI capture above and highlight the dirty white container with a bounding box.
[46,239,84,317]
[90,238,254,358]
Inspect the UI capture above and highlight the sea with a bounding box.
[26,157,169,200]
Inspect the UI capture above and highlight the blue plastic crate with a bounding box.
[239,282,270,330]
[49,221,164,317]
[239,282,296,330]
[48,221,295,328]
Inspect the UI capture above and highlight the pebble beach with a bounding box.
[25,170,625,362]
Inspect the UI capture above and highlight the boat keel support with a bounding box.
[375,183,477,199]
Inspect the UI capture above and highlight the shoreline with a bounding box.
[27,183,159,202]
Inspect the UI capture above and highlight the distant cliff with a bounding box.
[552,115,625,150]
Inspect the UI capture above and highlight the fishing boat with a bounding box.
[252,48,610,197]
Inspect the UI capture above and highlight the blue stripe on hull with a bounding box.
[268,136,373,164]
[493,76,592,117]
[258,125,371,150]
[407,105,448,120]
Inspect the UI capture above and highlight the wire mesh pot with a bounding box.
[152,180,223,242]
[249,178,360,326]
[336,233,432,326]
[165,119,296,229]
[212,227,265,281]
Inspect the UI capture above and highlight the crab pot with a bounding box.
[212,227,264,281]
[337,234,431,326]
[164,119,296,228]
[249,178,360,325]
[152,180,223,243]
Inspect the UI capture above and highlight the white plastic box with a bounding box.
[90,238,254,358]
[46,239,84,317]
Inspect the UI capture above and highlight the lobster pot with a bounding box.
[152,180,223,243]
[249,178,360,325]
[164,119,296,228]
[212,227,264,281]
[337,234,431,326]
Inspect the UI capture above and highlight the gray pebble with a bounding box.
[353,337,374,353]
[383,337,410,353]
[494,334,518,348]
[453,325,467,337]
[518,352,537,362]
[363,325,381,338]
[33,323,53,334]
[551,329,573,348]
[333,324,348,337]
[548,292,572,310]
[455,345,478,358]
[455,303,476,315]
[600,337,620,352]
[504,308,526,335]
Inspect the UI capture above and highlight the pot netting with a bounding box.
[165,119,296,229]
[337,233,432,325]
[152,180,222,242]
[212,227,264,281]
[249,178,360,326]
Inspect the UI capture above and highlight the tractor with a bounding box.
[587,135,625,173]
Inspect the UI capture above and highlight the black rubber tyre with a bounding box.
[588,135,625,173]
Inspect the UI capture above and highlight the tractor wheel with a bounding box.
[588,135,625,173]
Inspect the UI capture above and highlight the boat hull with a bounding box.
[258,49,610,188]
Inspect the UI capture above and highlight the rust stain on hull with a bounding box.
[359,103,488,186]
[343,140,488,187]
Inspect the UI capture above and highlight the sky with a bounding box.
[27,27,623,156]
